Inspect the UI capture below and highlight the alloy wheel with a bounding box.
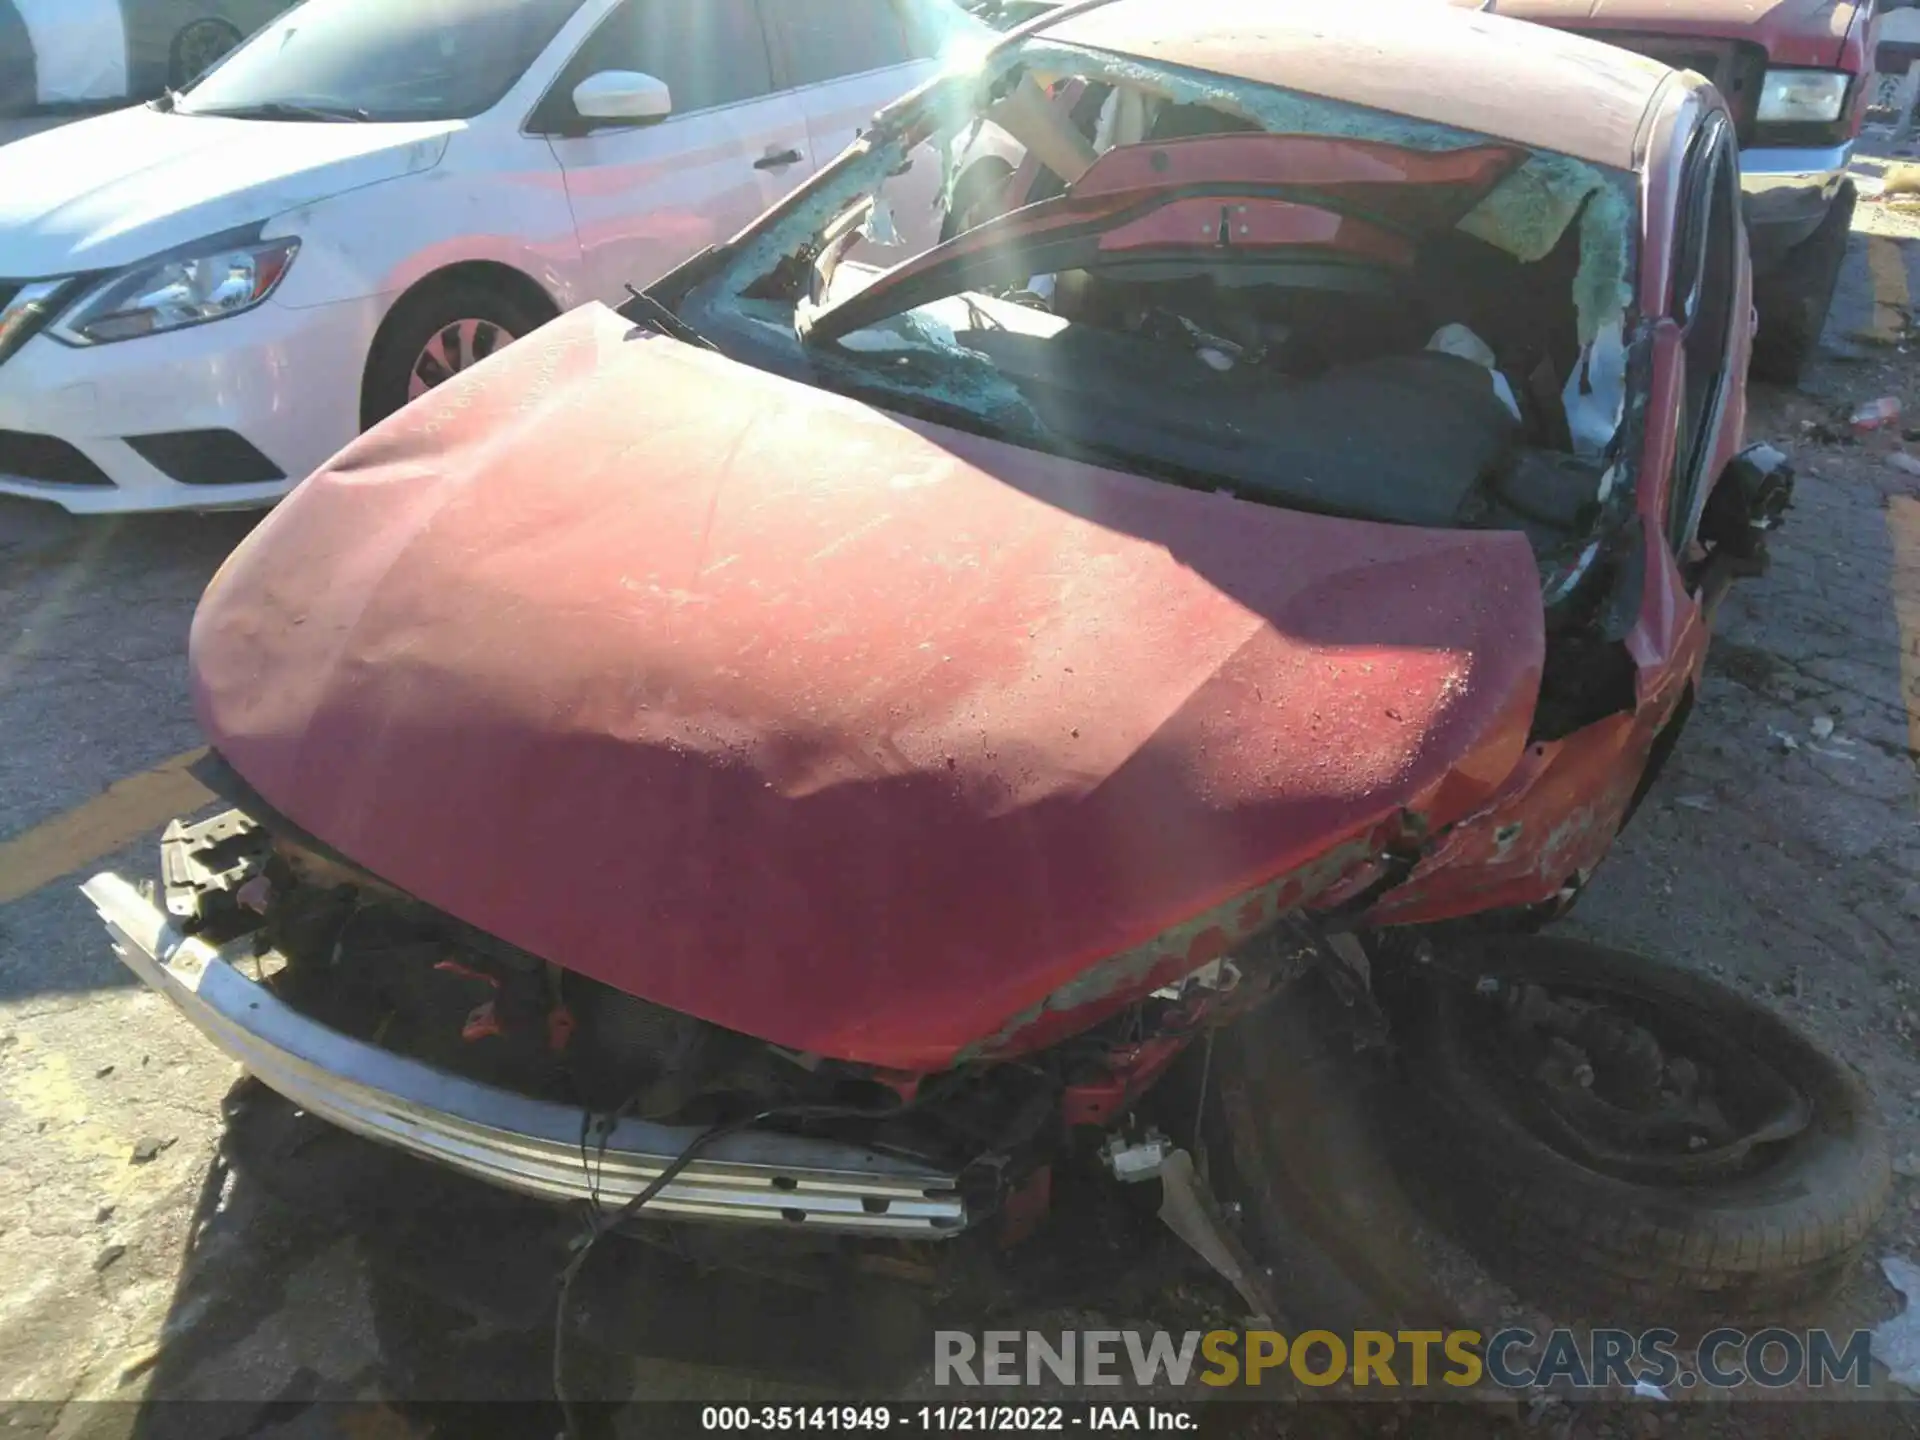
[408,319,516,400]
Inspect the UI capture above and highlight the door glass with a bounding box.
[765,0,912,87]
[549,0,774,119]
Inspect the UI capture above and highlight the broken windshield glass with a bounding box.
[664,34,1642,593]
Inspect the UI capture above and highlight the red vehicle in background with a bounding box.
[1476,0,1883,382]
[87,0,1888,1359]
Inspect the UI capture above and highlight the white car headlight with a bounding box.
[1756,69,1849,126]
[51,234,300,346]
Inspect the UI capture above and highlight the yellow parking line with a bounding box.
[1893,496,1920,763]
[1864,235,1912,344]
[0,747,212,906]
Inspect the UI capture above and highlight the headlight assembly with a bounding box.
[1755,69,1849,127]
[50,233,300,346]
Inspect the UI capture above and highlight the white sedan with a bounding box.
[0,0,973,514]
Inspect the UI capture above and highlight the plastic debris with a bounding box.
[1176,315,1244,368]
[1429,323,1523,422]
[1890,451,1920,477]
[1631,1380,1668,1402]
[1812,715,1837,740]
[1874,1256,1920,1390]
[859,193,903,248]
[1851,396,1902,434]
[1429,322,1499,368]
[1673,795,1714,811]
[1768,728,1800,753]
[1562,318,1628,457]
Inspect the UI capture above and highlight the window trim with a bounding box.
[523,0,783,138]
[1667,112,1741,553]
[757,0,920,95]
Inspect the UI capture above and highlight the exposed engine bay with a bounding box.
[164,796,1311,1203]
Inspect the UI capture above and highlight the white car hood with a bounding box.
[0,105,457,279]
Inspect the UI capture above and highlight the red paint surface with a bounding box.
[1476,0,1858,69]
[1368,716,1652,925]
[1097,198,1412,263]
[192,305,1545,1070]
[1046,1,1669,169]
[840,135,1516,336]
[1069,136,1525,203]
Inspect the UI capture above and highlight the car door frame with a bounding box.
[1663,108,1745,557]
[521,0,816,300]
[520,0,788,141]
[755,0,947,255]
[755,0,931,132]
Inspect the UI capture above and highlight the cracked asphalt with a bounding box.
[1,140,1919,1440]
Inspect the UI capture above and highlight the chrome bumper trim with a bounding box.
[1743,146,1843,207]
[1739,142,1850,200]
[83,873,968,1236]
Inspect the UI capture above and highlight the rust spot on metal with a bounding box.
[961,814,1419,1060]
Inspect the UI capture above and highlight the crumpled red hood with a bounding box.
[192,304,1545,1069]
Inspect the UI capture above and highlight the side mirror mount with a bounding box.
[571,70,672,127]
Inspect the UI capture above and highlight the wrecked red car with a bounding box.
[88,0,1886,1336]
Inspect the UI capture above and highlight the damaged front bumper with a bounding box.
[82,872,968,1237]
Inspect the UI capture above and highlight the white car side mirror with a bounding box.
[573,70,673,124]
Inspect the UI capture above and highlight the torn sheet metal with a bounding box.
[1157,1149,1277,1323]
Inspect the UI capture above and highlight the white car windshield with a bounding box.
[174,0,587,122]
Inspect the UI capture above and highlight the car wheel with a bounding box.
[1381,935,1889,1327]
[1750,180,1856,387]
[1206,977,1473,1334]
[168,18,242,90]
[361,281,544,429]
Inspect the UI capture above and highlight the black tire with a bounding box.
[168,18,242,90]
[941,159,1014,243]
[1750,180,1856,386]
[361,280,546,429]
[1385,936,1889,1327]
[1206,979,1471,1333]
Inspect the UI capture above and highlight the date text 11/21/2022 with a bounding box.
[699,1407,1197,1431]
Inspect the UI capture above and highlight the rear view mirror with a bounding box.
[573,70,673,124]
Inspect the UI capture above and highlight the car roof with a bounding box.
[1032,0,1681,170]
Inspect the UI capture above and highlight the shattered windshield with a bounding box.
[670,34,1640,583]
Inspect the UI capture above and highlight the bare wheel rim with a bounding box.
[407,318,515,400]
